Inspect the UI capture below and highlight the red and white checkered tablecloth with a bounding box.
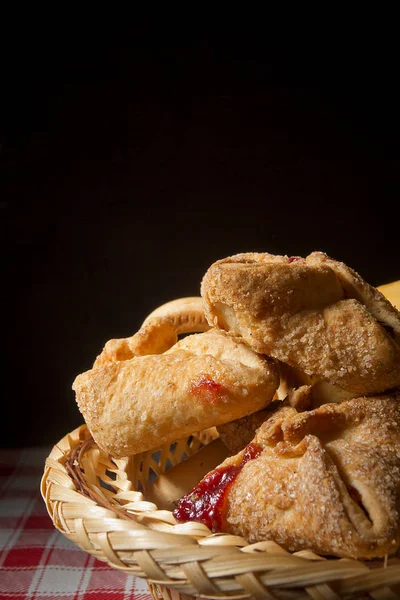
[0,447,152,600]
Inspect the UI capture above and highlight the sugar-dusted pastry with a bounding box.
[141,296,209,331]
[216,362,356,454]
[201,252,400,395]
[174,394,400,559]
[73,328,279,457]
[94,297,209,367]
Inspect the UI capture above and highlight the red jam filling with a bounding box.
[241,442,262,463]
[173,443,262,531]
[189,376,224,405]
[288,256,302,263]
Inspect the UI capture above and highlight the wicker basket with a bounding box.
[41,424,400,600]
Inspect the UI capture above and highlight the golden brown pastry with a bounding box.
[201,252,400,395]
[174,394,400,559]
[73,328,279,457]
[216,362,354,454]
[141,296,209,332]
[94,297,209,367]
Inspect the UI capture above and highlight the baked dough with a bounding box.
[73,328,279,457]
[201,252,400,395]
[94,297,209,367]
[141,297,209,331]
[175,394,400,559]
[216,362,357,454]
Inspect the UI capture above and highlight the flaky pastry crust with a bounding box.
[201,252,400,395]
[73,329,279,457]
[94,297,209,368]
[178,395,400,559]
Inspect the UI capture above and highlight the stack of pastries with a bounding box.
[73,252,400,560]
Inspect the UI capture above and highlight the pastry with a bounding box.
[73,328,279,457]
[70,255,400,562]
[94,297,209,367]
[141,296,209,331]
[201,251,400,395]
[174,394,400,559]
[216,361,356,453]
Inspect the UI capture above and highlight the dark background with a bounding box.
[2,28,400,447]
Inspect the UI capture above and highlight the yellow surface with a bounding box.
[378,279,400,309]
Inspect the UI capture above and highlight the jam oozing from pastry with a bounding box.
[173,443,262,531]
[288,256,302,263]
[189,376,224,405]
[241,442,262,464]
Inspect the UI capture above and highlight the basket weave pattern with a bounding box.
[41,425,400,600]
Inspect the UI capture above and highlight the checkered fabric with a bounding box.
[0,447,152,600]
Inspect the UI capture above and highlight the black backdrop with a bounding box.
[3,30,400,447]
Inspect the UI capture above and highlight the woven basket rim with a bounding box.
[41,423,400,600]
